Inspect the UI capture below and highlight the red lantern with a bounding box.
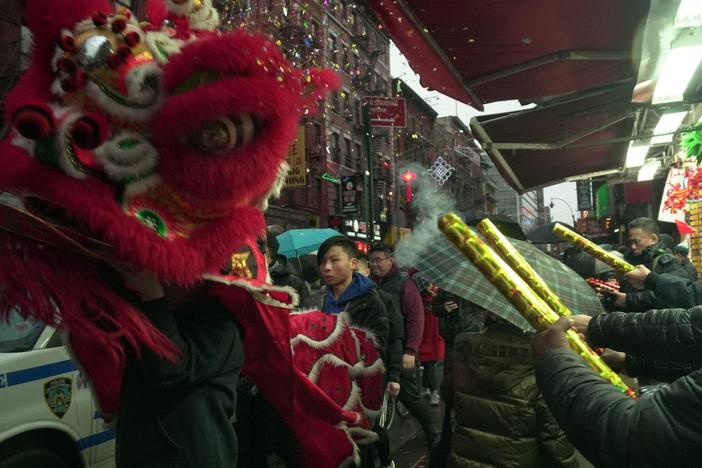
[400,169,417,202]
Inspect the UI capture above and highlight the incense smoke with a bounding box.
[394,162,457,268]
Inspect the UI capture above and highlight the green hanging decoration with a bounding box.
[682,130,702,165]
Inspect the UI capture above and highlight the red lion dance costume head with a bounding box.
[0,1,384,466]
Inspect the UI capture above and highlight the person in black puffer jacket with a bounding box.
[608,218,688,311]
[608,264,702,312]
[572,307,702,383]
[533,311,702,468]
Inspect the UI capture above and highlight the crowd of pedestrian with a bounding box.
[257,215,702,467]
[48,214,702,468]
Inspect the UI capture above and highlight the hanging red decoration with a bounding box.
[400,169,417,202]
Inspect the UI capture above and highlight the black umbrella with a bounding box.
[462,210,527,240]
[527,221,577,244]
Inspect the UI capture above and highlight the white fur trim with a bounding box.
[335,422,363,467]
[165,0,220,30]
[94,132,158,181]
[123,174,163,199]
[145,32,185,64]
[51,78,67,98]
[54,111,88,179]
[290,311,349,349]
[203,275,299,308]
[307,353,351,383]
[258,161,290,211]
[85,62,164,122]
[51,48,65,73]
[11,133,37,155]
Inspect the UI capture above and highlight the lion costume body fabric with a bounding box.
[0,1,384,466]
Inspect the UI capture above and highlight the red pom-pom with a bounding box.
[125,32,141,48]
[111,19,127,33]
[13,106,55,140]
[73,70,86,88]
[61,78,74,92]
[71,117,105,149]
[58,35,75,52]
[57,57,76,74]
[117,46,132,60]
[105,54,121,69]
[93,12,108,27]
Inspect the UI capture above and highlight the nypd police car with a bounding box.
[0,311,115,467]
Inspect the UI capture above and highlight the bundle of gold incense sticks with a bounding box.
[552,223,634,274]
[438,213,635,398]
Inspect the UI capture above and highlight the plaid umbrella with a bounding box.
[411,232,605,331]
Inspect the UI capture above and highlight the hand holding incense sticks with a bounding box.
[438,213,636,398]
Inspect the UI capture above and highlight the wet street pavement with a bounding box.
[386,399,443,468]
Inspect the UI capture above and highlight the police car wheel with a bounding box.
[0,448,70,468]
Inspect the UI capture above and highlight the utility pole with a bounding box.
[363,101,375,245]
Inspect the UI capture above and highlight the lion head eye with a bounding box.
[188,113,257,155]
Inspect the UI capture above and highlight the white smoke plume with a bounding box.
[393,162,458,268]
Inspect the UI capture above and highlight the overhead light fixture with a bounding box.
[652,45,702,104]
[675,0,702,28]
[651,111,689,145]
[637,161,660,181]
[625,143,650,168]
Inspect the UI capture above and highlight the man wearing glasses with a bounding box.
[369,244,439,454]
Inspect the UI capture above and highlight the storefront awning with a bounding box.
[368,0,650,109]
[471,84,636,192]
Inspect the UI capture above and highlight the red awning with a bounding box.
[471,84,636,192]
[368,0,650,109]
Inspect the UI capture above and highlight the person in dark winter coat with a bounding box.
[606,264,702,311]
[306,237,392,468]
[113,269,243,468]
[674,244,699,281]
[603,218,688,310]
[370,243,439,453]
[265,232,309,305]
[306,237,390,352]
[533,312,702,468]
[570,307,702,383]
[356,255,404,388]
[356,254,404,468]
[429,292,485,467]
[450,317,577,468]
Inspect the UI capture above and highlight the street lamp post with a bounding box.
[549,197,577,227]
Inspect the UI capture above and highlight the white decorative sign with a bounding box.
[427,156,455,185]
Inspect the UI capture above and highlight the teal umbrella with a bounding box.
[276,228,342,258]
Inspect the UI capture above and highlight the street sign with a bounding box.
[576,181,593,211]
[285,126,306,188]
[366,96,406,127]
[321,172,340,184]
[341,175,358,214]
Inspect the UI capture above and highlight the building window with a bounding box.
[332,133,341,163]
[328,34,338,66]
[344,137,353,167]
[331,91,341,113]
